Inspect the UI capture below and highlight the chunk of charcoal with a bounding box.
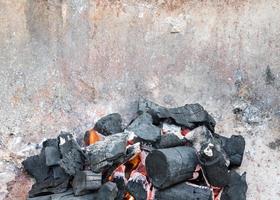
[138,98,216,132]
[97,182,118,200]
[198,143,230,187]
[22,152,50,183]
[127,175,147,200]
[72,170,102,196]
[29,172,70,197]
[58,132,86,175]
[154,133,186,149]
[146,146,198,189]
[220,171,247,200]
[27,189,99,200]
[113,176,127,200]
[87,133,127,173]
[184,126,215,151]
[214,134,245,167]
[45,146,61,166]
[154,182,213,200]
[94,113,123,136]
[126,112,161,142]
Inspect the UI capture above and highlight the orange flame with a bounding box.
[84,129,103,146]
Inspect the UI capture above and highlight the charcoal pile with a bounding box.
[23,98,247,200]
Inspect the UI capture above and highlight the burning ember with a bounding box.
[23,98,247,200]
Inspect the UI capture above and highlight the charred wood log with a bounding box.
[94,113,123,136]
[87,133,127,173]
[97,181,118,200]
[154,182,213,200]
[126,112,161,142]
[146,146,198,189]
[220,171,247,200]
[138,98,216,132]
[198,143,230,187]
[72,170,102,196]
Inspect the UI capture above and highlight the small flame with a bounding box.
[84,129,103,146]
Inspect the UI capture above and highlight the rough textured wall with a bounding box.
[0,0,280,199]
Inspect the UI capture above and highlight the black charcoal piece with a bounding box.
[214,134,245,167]
[154,133,186,149]
[113,176,127,200]
[126,112,161,142]
[199,143,230,187]
[58,132,86,175]
[87,133,127,173]
[22,152,50,183]
[45,146,61,166]
[138,98,216,132]
[27,189,98,200]
[220,171,247,200]
[127,177,147,200]
[94,113,123,136]
[146,146,198,189]
[97,181,118,200]
[72,170,102,196]
[154,182,213,200]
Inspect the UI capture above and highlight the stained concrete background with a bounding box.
[0,0,280,199]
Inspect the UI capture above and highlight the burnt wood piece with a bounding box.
[27,189,98,200]
[199,143,230,187]
[220,171,247,200]
[72,170,102,196]
[127,176,147,200]
[214,134,245,167]
[126,112,161,142]
[154,182,213,200]
[138,98,216,132]
[45,146,61,166]
[97,181,118,200]
[58,133,86,175]
[145,146,198,189]
[94,113,123,136]
[154,133,186,149]
[87,133,127,173]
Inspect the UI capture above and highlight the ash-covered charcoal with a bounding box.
[214,134,245,167]
[198,143,230,187]
[126,112,161,142]
[97,181,118,200]
[220,171,247,200]
[72,170,102,196]
[127,173,148,200]
[154,133,186,149]
[27,190,98,200]
[94,113,123,136]
[154,182,213,200]
[138,98,216,132]
[58,133,86,175]
[87,133,127,173]
[184,126,215,151]
[146,146,198,189]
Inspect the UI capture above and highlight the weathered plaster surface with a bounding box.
[0,0,280,199]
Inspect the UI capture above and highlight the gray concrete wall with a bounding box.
[0,0,280,199]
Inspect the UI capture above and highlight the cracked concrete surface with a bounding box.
[0,0,280,199]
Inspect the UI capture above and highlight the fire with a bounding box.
[124,192,135,200]
[84,129,103,146]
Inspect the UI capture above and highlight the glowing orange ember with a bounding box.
[84,129,103,146]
